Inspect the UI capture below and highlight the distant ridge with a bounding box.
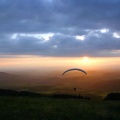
[0,88,42,97]
[0,89,89,99]
[0,72,32,85]
[0,72,11,76]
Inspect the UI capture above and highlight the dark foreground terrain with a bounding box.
[0,96,120,120]
[0,71,120,120]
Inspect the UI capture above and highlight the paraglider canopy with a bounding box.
[62,68,87,76]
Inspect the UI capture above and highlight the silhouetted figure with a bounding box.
[74,88,76,92]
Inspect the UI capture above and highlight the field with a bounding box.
[0,96,120,120]
[0,70,120,119]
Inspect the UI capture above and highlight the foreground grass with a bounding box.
[0,96,120,120]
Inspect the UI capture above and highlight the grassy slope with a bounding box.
[0,96,120,120]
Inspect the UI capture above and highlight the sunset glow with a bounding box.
[0,56,120,71]
[82,57,90,63]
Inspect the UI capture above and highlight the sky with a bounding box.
[0,0,120,71]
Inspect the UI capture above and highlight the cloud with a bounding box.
[0,31,120,57]
[0,0,120,33]
[0,0,120,57]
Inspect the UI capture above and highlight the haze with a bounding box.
[0,56,120,72]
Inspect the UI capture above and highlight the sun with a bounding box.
[82,56,90,63]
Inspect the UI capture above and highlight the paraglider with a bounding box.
[62,68,87,76]
[62,68,87,92]
[74,87,77,92]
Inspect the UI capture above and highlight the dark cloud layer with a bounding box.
[0,32,120,57]
[0,0,120,57]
